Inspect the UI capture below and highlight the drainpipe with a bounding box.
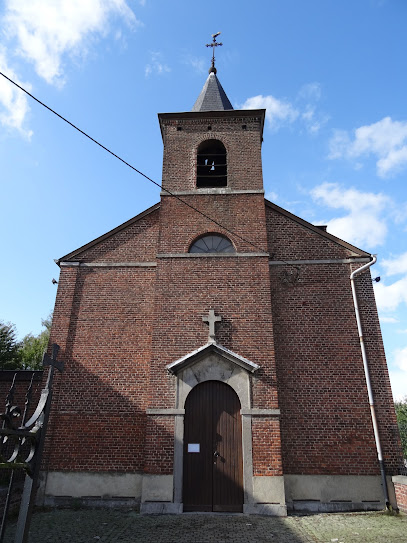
[350,254,390,508]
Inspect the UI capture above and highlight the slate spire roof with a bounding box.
[191,71,233,112]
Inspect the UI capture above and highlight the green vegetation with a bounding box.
[0,315,52,370]
[0,322,20,369]
[394,396,407,462]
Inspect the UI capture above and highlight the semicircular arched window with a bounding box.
[189,234,235,254]
[197,139,227,188]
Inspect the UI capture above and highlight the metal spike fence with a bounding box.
[0,345,63,543]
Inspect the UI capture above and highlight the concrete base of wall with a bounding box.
[289,500,385,513]
[38,471,143,506]
[284,475,395,513]
[140,502,183,514]
[141,474,173,503]
[39,471,394,515]
[243,475,287,516]
[43,495,140,509]
[243,504,287,516]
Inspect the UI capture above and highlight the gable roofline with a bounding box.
[264,199,370,257]
[166,342,260,375]
[55,202,160,265]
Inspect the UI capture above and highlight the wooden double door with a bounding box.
[183,380,243,512]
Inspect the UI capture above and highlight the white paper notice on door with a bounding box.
[188,443,200,453]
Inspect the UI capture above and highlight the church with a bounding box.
[39,43,402,515]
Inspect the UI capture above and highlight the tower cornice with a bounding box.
[158,109,266,141]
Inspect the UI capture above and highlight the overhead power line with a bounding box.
[0,70,282,258]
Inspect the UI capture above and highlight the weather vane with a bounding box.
[206,32,222,74]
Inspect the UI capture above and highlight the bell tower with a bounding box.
[142,35,284,515]
[157,34,267,255]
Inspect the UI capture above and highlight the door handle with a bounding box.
[213,451,220,457]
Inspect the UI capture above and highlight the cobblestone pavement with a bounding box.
[4,509,407,543]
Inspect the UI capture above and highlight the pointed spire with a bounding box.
[191,72,233,112]
[191,32,233,112]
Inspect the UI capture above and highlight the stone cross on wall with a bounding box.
[202,309,222,344]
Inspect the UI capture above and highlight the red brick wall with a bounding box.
[158,194,268,254]
[44,208,160,472]
[252,418,283,476]
[354,268,403,471]
[146,256,278,409]
[144,417,175,475]
[394,481,407,513]
[270,260,380,474]
[267,201,401,475]
[160,112,264,193]
[74,208,159,263]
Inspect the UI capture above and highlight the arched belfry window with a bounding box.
[189,234,235,254]
[197,139,227,188]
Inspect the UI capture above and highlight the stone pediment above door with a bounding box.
[166,342,260,374]
[166,343,260,410]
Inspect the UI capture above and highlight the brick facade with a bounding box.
[393,478,407,513]
[41,84,402,514]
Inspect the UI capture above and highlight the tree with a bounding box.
[0,314,52,371]
[0,321,21,369]
[395,397,407,463]
[19,314,52,370]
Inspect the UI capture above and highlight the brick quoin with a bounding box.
[41,71,403,514]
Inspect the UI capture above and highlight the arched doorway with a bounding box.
[183,380,243,512]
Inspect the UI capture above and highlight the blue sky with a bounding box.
[0,0,406,399]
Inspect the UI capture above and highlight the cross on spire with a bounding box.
[206,32,223,74]
[202,309,222,343]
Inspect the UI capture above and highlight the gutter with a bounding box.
[350,254,390,508]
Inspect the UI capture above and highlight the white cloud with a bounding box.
[242,82,327,134]
[241,94,299,131]
[329,117,407,177]
[145,51,170,77]
[310,182,390,248]
[394,346,407,372]
[183,55,206,74]
[297,82,328,134]
[374,252,407,315]
[380,316,399,324]
[374,276,407,312]
[265,191,278,202]
[381,252,407,277]
[3,0,139,85]
[389,367,407,401]
[0,46,32,138]
[297,82,322,102]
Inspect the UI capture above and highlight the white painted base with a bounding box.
[284,475,396,512]
[40,471,142,501]
[39,471,394,515]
